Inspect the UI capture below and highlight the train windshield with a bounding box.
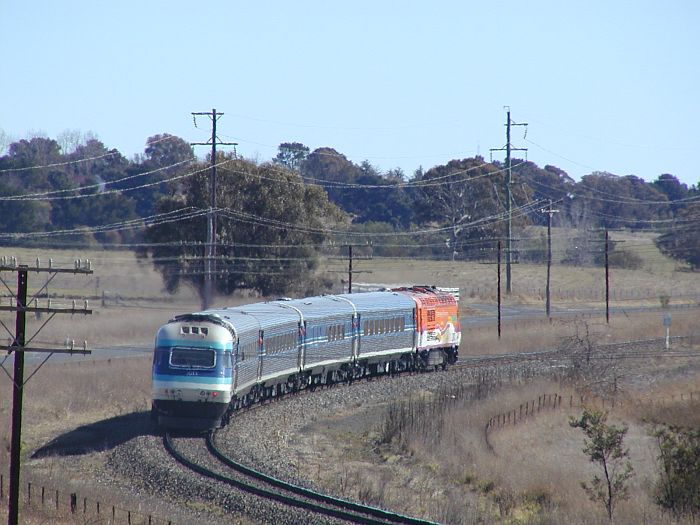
[169,347,216,369]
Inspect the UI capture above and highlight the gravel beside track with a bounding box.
[27,337,693,525]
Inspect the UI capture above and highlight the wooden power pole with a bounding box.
[191,109,237,310]
[490,107,527,295]
[1,258,93,525]
[541,200,559,318]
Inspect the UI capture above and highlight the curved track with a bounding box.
[164,432,439,525]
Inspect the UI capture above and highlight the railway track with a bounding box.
[164,432,439,525]
[161,336,697,524]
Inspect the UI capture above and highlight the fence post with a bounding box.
[55,489,59,511]
[70,493,77,514]
[1,474,3,499]
[27,482,31,507]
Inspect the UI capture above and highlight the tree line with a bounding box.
[0,133,697,301]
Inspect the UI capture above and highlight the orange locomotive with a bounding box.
[395,286,461,367]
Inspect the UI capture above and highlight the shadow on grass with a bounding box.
[32,411,157,458]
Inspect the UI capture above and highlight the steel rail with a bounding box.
[206,431,439,525]
[164,432,434,525]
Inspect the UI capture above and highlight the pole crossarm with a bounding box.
[2,346,91,355]
[0,265,93,275]
[0,305,92,314]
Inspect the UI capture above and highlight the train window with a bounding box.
[170,347,215,369]
[327,324,344,342]
[201,327,209,336]
[181,326,190,334]
[191,327,200,335]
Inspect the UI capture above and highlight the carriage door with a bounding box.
[257,330,264,381]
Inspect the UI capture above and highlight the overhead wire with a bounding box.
[0,158,194,201]
[0,133,183,173]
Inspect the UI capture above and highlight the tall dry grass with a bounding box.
[372,328,700,525]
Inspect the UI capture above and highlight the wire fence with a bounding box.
[484,389,700,447]
[0,474,178,525]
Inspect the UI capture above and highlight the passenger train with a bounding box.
[151,286,461,429]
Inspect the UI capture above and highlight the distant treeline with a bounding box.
[0,134,697,300]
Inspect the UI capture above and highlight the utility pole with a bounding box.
[605,229,610,324]
[1,258,92,525]
[191,109,238,311]
[540,200,559,318]
[348,244,353,293]
[590,230,622,324]
[479,241,502,338]
[497,239,502,339]
[328,244,372,293]
[491,107,527,294]
[342,244,373,294]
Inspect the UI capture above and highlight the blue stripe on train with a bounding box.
[152,374,232,386]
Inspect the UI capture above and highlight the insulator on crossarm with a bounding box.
[49,258,53,269]
[84,299,89,310]
[36,257,40,268]
[83,340,87,351]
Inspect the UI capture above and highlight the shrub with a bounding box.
[653,425,700,521]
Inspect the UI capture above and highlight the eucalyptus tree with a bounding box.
[143,154,346,304]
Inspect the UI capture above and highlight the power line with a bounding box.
[0,134,183,174]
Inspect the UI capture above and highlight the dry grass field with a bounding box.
[1,236,699,524]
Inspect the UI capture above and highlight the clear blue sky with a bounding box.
[2,1,698,186]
